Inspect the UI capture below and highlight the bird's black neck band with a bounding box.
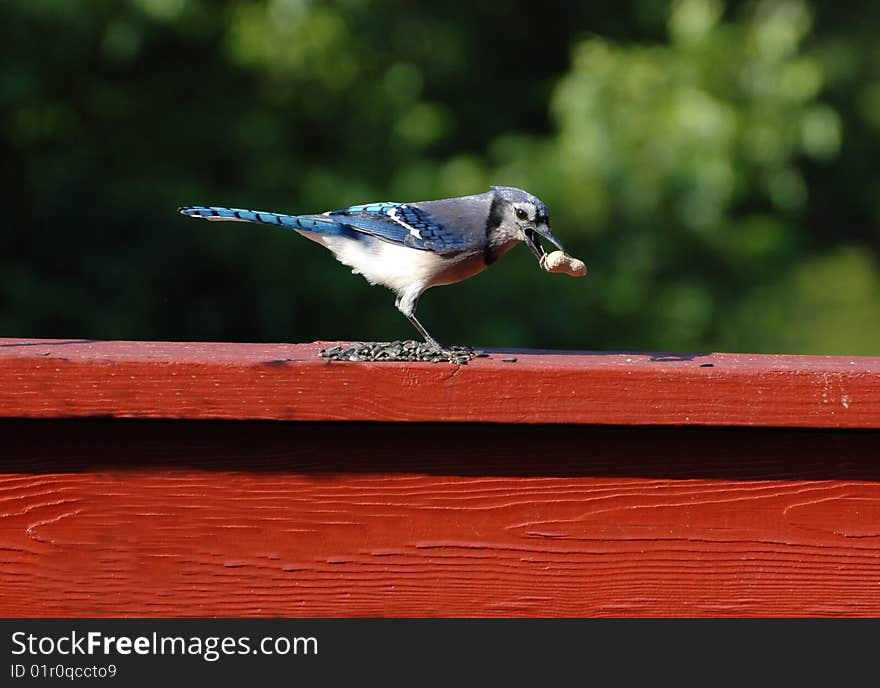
[483,194,504,265]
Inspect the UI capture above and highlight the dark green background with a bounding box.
[3,0,878,353]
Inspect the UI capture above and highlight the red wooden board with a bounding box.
[2,420,879,617]
[1,339,879,427]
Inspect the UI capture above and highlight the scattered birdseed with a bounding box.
[319,341,486,364]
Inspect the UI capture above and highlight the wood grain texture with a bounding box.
[2,419,879,617]
[1,338,879,427]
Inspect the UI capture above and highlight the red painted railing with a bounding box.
[1,339,879,616]
[2,339,878,426]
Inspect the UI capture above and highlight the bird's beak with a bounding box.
[524,223,565,262]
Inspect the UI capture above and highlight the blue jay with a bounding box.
[179,186,565,347]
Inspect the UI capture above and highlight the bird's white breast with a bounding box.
[302,233,481,295]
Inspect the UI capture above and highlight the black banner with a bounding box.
[2,619,875,685]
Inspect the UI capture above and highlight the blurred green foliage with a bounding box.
[1,0,878,353]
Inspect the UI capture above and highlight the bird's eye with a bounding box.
[515,208,528,221]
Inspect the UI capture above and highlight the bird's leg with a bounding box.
[406,314,442,350]
[396,289,442,351]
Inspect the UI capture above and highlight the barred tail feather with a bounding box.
[177,206,344,234]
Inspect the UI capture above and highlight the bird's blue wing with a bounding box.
[326,203,474,254]
[181,200,484,254]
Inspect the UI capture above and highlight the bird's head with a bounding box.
[487,186,564,262]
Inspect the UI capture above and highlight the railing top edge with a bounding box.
[1,338,878,370]
[1,339,878,427]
